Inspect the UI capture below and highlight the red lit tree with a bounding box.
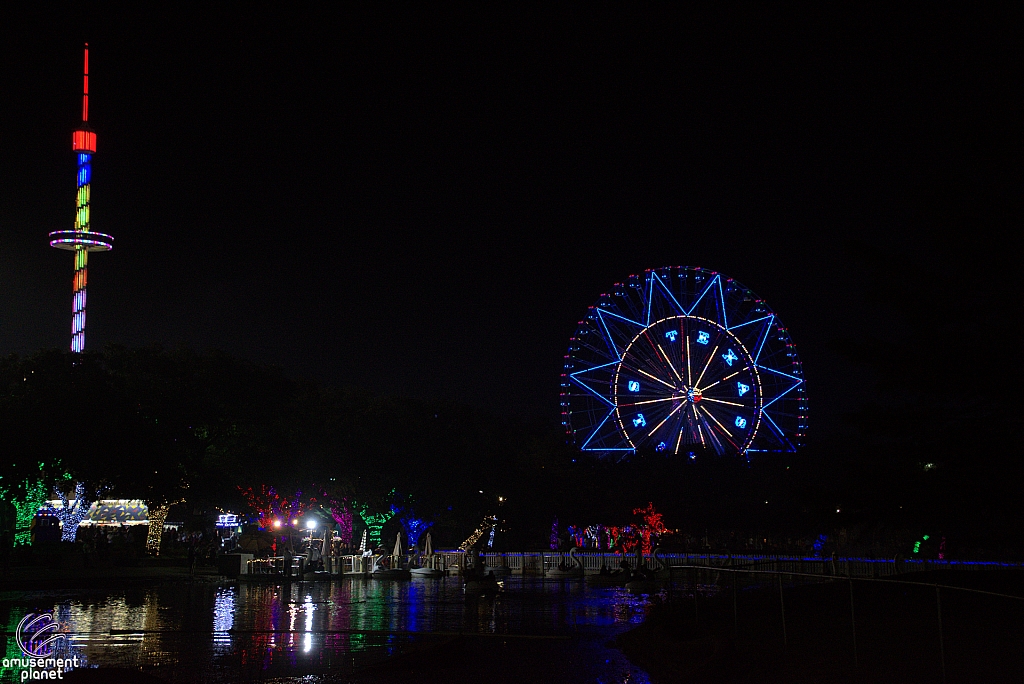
[633,502,669,555]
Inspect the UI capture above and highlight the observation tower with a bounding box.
[48,44,114,353]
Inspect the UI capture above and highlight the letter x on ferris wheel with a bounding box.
[561,267,807,460]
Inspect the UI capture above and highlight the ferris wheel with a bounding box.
[561,267,807,460]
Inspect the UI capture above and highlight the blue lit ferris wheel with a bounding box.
[561,267,807,460]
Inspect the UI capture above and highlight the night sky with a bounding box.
[1,7,1018,448]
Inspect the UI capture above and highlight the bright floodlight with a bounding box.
[273,520,282,528]
[305,520,316,529]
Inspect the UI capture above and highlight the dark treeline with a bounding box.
[0,345,1019,557]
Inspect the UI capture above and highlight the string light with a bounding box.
[145,500,181,555]
[460,515,497,550]
[329,500,353,546]
[11,477,49,546]
[357,504,395,548]
[46,482,92,542]
[400,515,431,549]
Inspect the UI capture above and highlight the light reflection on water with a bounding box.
[1,578,653,683]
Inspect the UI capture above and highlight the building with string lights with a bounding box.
[48,44,114,353]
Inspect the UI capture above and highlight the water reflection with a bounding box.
[0,578,651,683]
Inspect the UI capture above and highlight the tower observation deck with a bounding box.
[49,44,113,353]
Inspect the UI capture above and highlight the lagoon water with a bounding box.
[2,577,653,683]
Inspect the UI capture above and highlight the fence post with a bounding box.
[692,565,699,626]
[849,579,858,667]
[936,584,947,683]
[778,573,787,647]
[732,570,738,640]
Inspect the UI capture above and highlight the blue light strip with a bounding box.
[644,274,654,326]
[569,359,619,380]
[760,377,804,409]
[714,276,727,329]
[684,275,722,325]
[651,271,686,317]
[756,364,804,384]
[595,310,619,359]
[580,407,616,450]
[568,375,616,408]
[753,314,775,363]
[598,308,647,329]
[760,410,797,451]
[727,313,773,333]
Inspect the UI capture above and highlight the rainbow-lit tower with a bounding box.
[48,44,113,353]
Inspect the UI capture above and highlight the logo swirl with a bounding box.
[16,613,66,657]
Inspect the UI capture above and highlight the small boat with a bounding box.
[371,533,412,580]
[545,547,584,579]
[410,532,445,577]
[373,568,412,580]
[464,573,501,594]
[625,548,668,594]
[409,565,442,577]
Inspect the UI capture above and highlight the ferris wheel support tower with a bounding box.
[48,44,114,353]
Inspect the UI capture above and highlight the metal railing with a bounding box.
[470,551,1024,577]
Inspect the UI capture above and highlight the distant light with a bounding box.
[306,520,316,530]
[292,519,298,526]
[479,490,483,494]
[273,520,281,528]
[836,508,841,513]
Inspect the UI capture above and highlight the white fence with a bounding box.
[468,551,1022,577]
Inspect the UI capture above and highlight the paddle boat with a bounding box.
[545,547,584,579]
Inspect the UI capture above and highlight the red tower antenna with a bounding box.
[82,43,89,122]
[72,44,96,153]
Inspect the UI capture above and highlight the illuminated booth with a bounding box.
[41,499,149,526]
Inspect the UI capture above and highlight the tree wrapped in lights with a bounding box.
[550,517,559,550]
[330,500,354,546]
[46,482,92,542]
[633,502,668,556]
[10,477,49,546]
[358,503,395,549]
[238,484,280,528]
[146,500,181,556]
[238,484,319,529]
[276,489,314,523]
[400,514,431,550]
[460,515,497,550]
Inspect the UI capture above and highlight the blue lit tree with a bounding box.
[400,514,432,550]
[47,482,93,542]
